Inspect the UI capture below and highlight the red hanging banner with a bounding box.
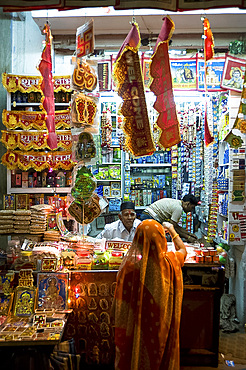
[150,16,181,149]
[38,23,57,149]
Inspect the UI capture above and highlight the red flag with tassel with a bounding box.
[38,23,57,150]
[203,17,214,146]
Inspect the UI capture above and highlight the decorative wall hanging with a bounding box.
[38,23,57,149]
[75,132,96,162]
[71,93,97,126]
[2,73,41,93]
[68,166,101,224]
[76,19,95,59]
[1,130,72,151]
[2,73,72,93]
[72,59,97,91]
[2,109,71,130]
[1,150,74,171]
[150,16,181,149]
[221,54,246,92]
[113,21,155,157]
[68,193,101,224]
[53,76,72,92]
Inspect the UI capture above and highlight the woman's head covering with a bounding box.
[113,219,185,370]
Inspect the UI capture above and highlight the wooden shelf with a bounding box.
[130,163,171,167]
[7,187,71,194]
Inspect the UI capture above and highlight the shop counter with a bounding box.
[62,263,224,368]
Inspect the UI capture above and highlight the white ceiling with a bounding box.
[32,7,246,52]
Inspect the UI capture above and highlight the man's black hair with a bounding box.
[182,194,200,206]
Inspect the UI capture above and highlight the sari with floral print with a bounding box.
[113,219,185,370]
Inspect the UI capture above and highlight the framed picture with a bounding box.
[0,293,13,316]
[3,195,15,210]
[221,54,246,92]
[0,272,15,295]
[47,213,58,230]
[197,56,225,91]
[15,194,29,210]
[41,257,58,272]
[170,57,197,90]
[13,286,37,317]
[37,272,69,310]
[96,216,105,229]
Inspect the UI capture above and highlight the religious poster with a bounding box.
[170,57,197,90]
[37,272,69,310]
[197,56,225,91]
[142,56,151,91]
[221,54,246,92]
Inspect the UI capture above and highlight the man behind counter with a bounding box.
[96,201,141,242]
[140,194,200,243]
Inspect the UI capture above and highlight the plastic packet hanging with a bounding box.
[70,91,99,131]
[71,130,97,163]
[71,58,98,93]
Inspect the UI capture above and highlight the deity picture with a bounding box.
[37,273,69,310]
[13,287,36,316]
[221,54,246,92]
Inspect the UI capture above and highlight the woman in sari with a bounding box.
[113,219,187,370]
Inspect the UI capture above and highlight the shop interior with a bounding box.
[0,4,246,369]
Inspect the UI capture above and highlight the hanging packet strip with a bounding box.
[70,91,99,133]
[113,22,155,157]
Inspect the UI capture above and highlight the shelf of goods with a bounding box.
[216,91,246,246]
[2,74,74,203]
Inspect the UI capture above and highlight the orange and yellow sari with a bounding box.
[113,219,185,370]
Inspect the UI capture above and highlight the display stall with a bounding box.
[0,10,244,370]
[0,238,224,368]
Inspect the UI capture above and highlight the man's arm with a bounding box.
[169,220,198,243]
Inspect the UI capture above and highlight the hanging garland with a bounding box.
[1,150,74,171]
[1,130,72,151]
[2,109,71,131]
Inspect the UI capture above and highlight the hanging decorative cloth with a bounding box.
[1,130,72,151]
[2,109,70,131]
[149,16,181,149]
[38,23,57,150]
[1,150,74,171]
[203,17,214,146]
[113,21,155,157]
